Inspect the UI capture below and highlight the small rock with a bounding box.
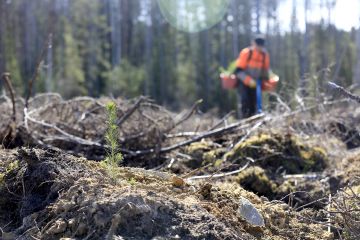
[238,197,265,227]
[172,176,185,187]
[189,186,197,193]
[46,219,67,235]
[173,187,183,193]
[68,218,76,232]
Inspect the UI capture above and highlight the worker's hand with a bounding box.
[248,79,256,88]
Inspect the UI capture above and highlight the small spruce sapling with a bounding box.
[102,102,123,178]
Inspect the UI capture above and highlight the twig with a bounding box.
[295,212,339,230]
[278,191,309,202]
[328,194,332,233]
[24,110,102,147]
[269,92,291,112]
[295,93,305,110]
[229,120,264,150]
[168,99,203,131]
[1,73,16,122]
[294,197,328,211]
[276,98,348,119]
[130,114,265,157]
[282,173,320,179]
[25,33,53,109]
[186,161,250,180]
[165,132,201,138]
[208,110,235,131]
[328,82,360,103]
[116,96,145,126]
[181,163,213,179]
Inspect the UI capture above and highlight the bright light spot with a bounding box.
[157,0,231,33]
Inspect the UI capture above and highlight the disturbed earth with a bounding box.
[0,94,359,239]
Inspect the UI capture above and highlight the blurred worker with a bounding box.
[233,34,270,118]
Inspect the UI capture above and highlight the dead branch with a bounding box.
[24,110,102,148]
[328,82,360,103]
[186,161,250,180]
[165,132,201,138]
[208,110,235,131]
[276,98,348,120]
[1,73,17,143]
[25,34,53,109]
[129,114,265,157]
[269,92,291,112]
[116,96,145,126]
[331,184,360,239]
[1,73,16,122]
[229,120,264,150]
[283,173,319,179]
[190,119,264,181]
[167,99,203,132]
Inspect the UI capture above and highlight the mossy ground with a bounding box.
[237,166,276,197]
[225,133,328,174]
[0,148,334,240]
[174,132,335,211]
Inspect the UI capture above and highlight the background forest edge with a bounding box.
[0,0,359,114]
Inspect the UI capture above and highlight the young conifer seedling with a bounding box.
[103,102,123,179]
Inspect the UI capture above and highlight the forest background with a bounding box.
[0,0,359,114]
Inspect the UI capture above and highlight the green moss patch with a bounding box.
[185,141,225,168]
[225,133,328,174]
[237,166,276,197]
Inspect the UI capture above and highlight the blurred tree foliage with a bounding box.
[105,59,145,98]
[0,0,358,114]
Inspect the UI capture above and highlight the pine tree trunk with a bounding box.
[255,0,261,34]
[0,0,4,76]
[108,0,121,67]
[354,27,360,86]
[299,0,310,97]
[144,0,153,96]
[45,34,53,92]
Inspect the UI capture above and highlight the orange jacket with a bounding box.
[235,47,270,86]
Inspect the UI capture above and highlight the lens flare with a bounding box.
[157,0,231,33]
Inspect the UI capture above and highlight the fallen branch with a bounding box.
[186,161,250,180]
[1,73,17,143]
[165,132,201,138]
[24,109,102,148]
[208,110,235,131]
[116,96,145,126]
[328,82,360,103]
[229,120,264,150]
[1,73,16,122]
[25,33,53,109]
[269,92,291,112]
[167,99,203,132]
[283,173,320,179]
[130,114,265,157]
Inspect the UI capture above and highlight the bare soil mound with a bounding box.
[0,148,333,240]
